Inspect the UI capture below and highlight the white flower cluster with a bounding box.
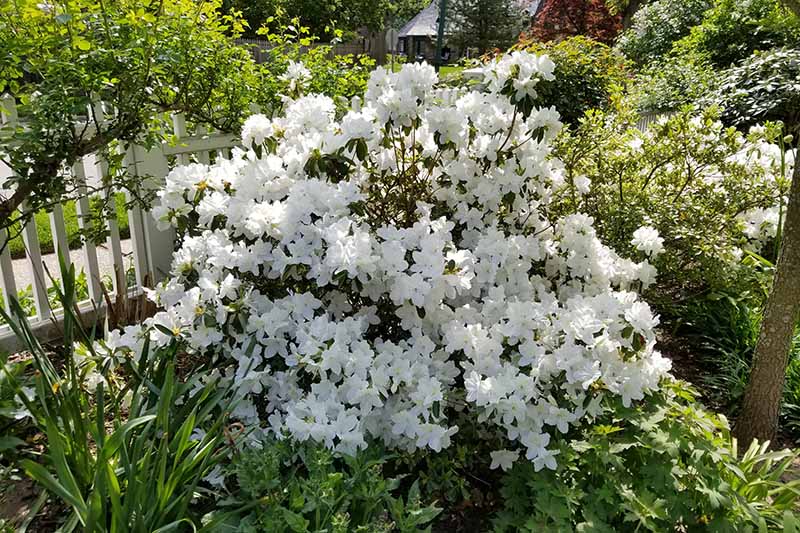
[631,226,664,258]
[279,60,312,95]
[737,141,795,253]
[116,54,671,469]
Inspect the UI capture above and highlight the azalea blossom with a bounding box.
[105,54,674,467]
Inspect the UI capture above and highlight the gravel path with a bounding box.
[8,239,134,292]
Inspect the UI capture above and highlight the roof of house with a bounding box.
[398,1,440,38]
[398,0,541,39]
[519,0,542,16]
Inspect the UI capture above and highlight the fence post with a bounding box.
[91,100,126,295]
[130,142,173,284]
[1,96,50,319]
[0,96,17,313]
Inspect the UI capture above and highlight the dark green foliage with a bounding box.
[674,0,800,68]
[616,0,712,66]
[515,36,629,125]
[630,53,717,113]
[219,440,441,532]
[492,382,800,532]
[446,0,527,55]
[673,270,800,437]
[711,48,800,133]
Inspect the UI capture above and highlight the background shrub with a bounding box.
[674,0,800,68]
[710,48,800,133]
[629,53,717,113]
[616,0,711,66]
[514,36,629,125]
[552,106,787,298]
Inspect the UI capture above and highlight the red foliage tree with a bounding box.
[530,0,622,44]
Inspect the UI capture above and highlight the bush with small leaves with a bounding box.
[616,0,712,66]
[514,36,629,125]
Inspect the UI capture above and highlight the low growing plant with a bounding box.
[493,382,800,532]
[0,258,237,532]
[211,440,440,532]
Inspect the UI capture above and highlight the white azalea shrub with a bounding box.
[553,108,792,290]
[113,54,673,470]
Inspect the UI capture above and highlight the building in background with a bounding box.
[397,1,446,62]
[398,0,542,62]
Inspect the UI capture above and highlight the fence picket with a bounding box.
[20,203,51,319]
[123,146,151,290]
[90,101,126,295]
[0,98,16,313]
[195,124,211,164]
[0,228,16,313]
[132,143,173,283]
[48,203,72,271]
[73,158,103,303]
[172,113,192,166]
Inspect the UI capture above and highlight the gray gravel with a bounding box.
[8,239,134,293]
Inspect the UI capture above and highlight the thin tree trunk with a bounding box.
[735,150,800,446]
[621,0,644,30]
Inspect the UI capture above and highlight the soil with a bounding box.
[0,476,67,532]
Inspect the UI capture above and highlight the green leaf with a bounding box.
[21,459,88,519]
[0,435,25,452]
[73,37,92,51]
[281,507,309,532]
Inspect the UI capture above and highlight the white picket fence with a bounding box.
[0,96,240,353]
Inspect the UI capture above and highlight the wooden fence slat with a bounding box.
[0,228,16,313]
[73,158,103,303]
[2,96,51,317]
[131,144,174,284]
[195,125,211,164]
[48,203,72,270]
[123,146,151,290]
[20,203,51,319]
[172,114,192,166]
[90,101,126,295]
[0,99,16,313]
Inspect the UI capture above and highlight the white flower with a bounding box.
[280,60,311,93]
[241,114,274,147]
[631,226,665,257]
[490,449,520,471]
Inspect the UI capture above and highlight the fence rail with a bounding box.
[235,38,369,63]
[0,96,240,353]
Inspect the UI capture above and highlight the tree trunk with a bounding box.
[735,149,800,446]
[621,0,644,31]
